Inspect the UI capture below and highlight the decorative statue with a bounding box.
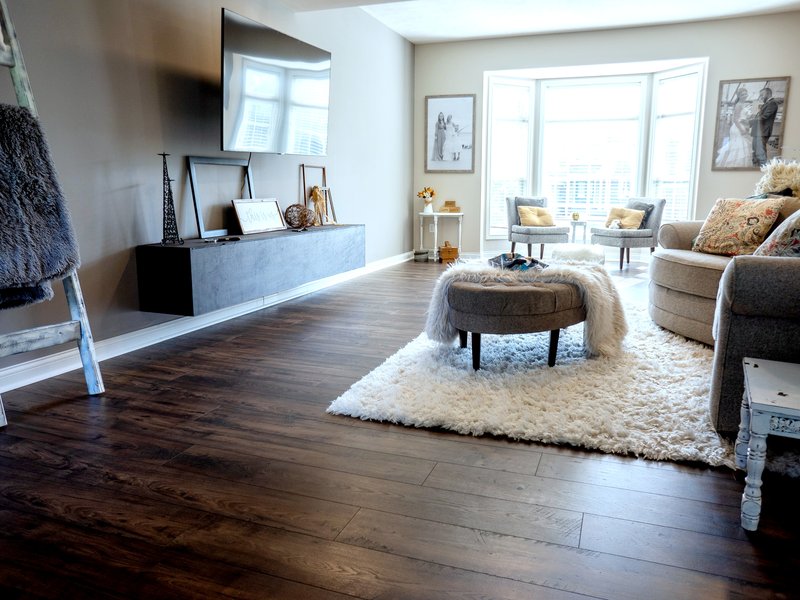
[310,185,331,225]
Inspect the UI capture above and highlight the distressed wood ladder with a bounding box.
[0,0,104,427]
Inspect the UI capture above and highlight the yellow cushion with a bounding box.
[692,197,785,256]
[604,207,645,229]
[517,206,554,226]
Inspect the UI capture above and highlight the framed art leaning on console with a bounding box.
[232,198,286,234]
[187,156,255,238]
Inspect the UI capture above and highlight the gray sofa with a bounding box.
[649,220,800,433]
[649,221,729,346]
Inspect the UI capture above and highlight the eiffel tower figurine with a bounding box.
[159,152,183,245]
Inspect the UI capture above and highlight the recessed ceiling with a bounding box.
[282,0,800,44]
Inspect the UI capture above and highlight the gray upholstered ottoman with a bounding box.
[447,280,586,370]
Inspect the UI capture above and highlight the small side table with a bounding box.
[735,357,800,531]
[418,212,463,261]
[570,220,587,243]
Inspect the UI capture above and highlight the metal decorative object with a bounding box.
[159,153,183,245]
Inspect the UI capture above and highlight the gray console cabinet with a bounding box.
[136,225,365,316]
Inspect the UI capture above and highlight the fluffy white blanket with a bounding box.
[425,262,628,357]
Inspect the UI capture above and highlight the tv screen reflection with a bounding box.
[222,9,330,155]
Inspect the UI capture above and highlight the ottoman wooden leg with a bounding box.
[471,332,481,370]
[458,329,468,348]
[548,329,559,367]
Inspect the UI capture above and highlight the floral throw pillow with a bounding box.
[754,209,800,257]
[692,197,784,256]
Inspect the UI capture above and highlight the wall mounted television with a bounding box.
[221,8,331,155]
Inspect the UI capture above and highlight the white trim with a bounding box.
[0,251,413,394]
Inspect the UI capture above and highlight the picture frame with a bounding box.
[187,156,254,238]
[425,94,475,173]
[232,198,286,234]
[712,77,790,171]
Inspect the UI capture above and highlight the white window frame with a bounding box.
[645,64,706,223]
[483,60,706,240]
[484,76,536,238]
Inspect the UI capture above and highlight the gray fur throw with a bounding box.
[0,104,79,309]
[425,262,628,357]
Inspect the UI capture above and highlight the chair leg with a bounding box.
[458,329,468,348]
[511,242,516,253]
[471,332,481,370]
[539,244,545,260]
[626,247,631,265]
[527,244,532,257]
[548,329,559,367]
[618,248,625,270]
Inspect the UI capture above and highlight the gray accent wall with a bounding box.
[0,0,414,366]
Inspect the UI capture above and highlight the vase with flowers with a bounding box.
[417,186,436,213]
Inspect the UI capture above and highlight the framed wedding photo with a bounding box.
[712,77,790,171]
[425,94,475,173]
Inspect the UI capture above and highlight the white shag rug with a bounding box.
[327,305,799,475]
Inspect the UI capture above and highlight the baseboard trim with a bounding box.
[0,251,413,393]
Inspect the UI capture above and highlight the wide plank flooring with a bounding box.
[1,259,798,599]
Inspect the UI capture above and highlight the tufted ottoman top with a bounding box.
[446,280,586,336]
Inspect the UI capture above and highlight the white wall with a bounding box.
[0,0,414,367]
[413,12,800,254]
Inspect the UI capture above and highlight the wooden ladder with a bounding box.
[0,0,104,427]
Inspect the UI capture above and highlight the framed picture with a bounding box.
[232,198,286,234]
[712,77,790,171]
[187,156,254,238]
[425,94,475,173]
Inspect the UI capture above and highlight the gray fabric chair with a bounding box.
[506,196,569,259]
[590,198,667,269]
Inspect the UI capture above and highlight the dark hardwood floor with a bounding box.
[1,258,798,599]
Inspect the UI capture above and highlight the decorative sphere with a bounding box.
[285,203,315,228]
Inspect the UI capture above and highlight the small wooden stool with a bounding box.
[447,280,586,370]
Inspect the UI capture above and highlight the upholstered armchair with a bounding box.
[590,198,667,269]
[506,196,569,259]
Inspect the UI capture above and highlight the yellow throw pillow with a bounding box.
[692,197,785,256]
[517,206,554,227]
[604,207,645,229]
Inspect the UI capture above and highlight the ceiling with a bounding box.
[281,0,800,44]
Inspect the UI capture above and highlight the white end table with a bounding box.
[418,212,463,261]
[569,220,587,243]
[735,357,800,531]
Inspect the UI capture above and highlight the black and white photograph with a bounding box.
[425,94,475,173]
[712,77,790,170]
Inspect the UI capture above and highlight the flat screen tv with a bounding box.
[221,8,331,155]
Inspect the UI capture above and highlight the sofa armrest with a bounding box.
[710,255,800,432]
[717,255,800,319]
[657,221,704,250]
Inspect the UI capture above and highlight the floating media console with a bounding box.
[136,225,365,316]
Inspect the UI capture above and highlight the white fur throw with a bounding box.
[754,158,800,196]
[425,262,628,357]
